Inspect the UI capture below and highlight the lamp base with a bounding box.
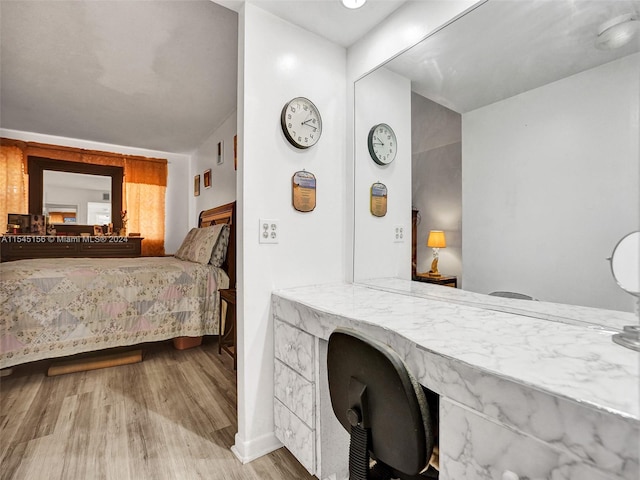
[428,256,441,278]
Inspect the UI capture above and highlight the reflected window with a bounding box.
[43,170,112,224]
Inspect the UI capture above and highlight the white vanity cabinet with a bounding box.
[273,318,316,474]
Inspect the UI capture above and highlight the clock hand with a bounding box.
[301,119,317,130]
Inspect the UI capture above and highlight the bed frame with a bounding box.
[198,201,236,289]
[172,201,236,350]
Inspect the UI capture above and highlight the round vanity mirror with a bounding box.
[609,231,639,296]
[610,231,640,352]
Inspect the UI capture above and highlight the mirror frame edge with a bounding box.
[28,156,123,232]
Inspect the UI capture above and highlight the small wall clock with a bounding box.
[368,123,397,165]
[281,97,323,149]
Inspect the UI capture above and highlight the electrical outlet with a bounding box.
[259,219,279,244]
[393,225,405,243]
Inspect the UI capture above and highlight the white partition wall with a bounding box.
[234,3,347,462]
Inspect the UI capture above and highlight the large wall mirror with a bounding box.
[28,157,123,232]
[354,0,639,315]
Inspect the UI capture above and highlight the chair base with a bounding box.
[370,461,438,480]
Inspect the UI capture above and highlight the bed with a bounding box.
[0,201,236,370]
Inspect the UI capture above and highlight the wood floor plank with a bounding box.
[9,429,65,480]
[0,441,29,480]
[0,339,315,480]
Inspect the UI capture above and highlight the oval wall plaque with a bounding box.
[370,182,387,217]
[292,170,317,212]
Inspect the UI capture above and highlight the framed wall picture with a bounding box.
[194,175,200,197]
[217,141,224,165]
[204,169,212,189]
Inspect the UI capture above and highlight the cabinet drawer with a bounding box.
[78,239,141,257]
[1,236,142,261]
[440,399,621,480]
[2,241,75,258]
[274,398,315,474]
[274,318,314,381]
[274,359,315,428]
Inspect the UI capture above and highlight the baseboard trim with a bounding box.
[231,431,282,464]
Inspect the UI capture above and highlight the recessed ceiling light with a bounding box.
[595,13,640,50]
[341,0,367,9]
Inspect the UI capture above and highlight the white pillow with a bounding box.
[175,224,225,264]
[174,228,198,259]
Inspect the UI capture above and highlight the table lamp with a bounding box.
[427,230,446,277]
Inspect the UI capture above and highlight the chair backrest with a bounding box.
[327,328,436,477]
[489,291,537,300]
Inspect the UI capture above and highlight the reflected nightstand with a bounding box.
[414,273,457,288]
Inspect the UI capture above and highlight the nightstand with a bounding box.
[218,288,237,370]
[414,273,457,288]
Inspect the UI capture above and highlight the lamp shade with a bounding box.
[427,230,446,248]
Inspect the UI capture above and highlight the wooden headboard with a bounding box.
[199,201,236,288]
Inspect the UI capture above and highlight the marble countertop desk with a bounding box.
[272,280,639,480]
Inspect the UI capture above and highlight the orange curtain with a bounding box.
[1,139,167,256]
[124,158,167,256]
[0,145,28,229]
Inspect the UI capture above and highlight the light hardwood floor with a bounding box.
[0,338,315,480]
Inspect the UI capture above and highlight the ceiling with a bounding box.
[0,0,405,155]
[384,0,640,113]
[1,0,239,155]
[235,0,407,48]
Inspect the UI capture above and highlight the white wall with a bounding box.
[411,93,462,281]
[228,0,484,464]
[353,67,412,281]
[234,3,347,463]
[347,0,483,283]
[462,54,639,312]
[0,128,191,254]
[191,111,237,227]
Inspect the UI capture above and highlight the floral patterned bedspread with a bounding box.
[0,256,228,368]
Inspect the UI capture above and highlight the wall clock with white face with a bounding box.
[368,123,397,165]
[281,97,323,149]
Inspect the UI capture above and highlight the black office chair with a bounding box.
[327,328,439,480]
[489,291,537,300]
